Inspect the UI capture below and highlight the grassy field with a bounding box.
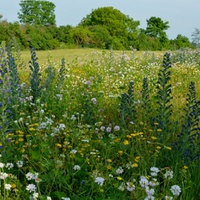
[0,46,200,200]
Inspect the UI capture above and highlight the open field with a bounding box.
[1,47,200,199]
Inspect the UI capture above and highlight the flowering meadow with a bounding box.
[0,44,200,200]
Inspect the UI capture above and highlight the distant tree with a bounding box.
[145,17,170,38]
[0,14,3,20]
[18,0,56,26]
[191,28,200,46]
[79,7,140,49]
[145,16,170,49]
[173,34,192,49]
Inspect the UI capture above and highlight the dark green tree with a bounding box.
[145,16,170,38]
[18,0,56,26]
[79,7,140,49]
[145,17,169,48]
[173,34,192,49]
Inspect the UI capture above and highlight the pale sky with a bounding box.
[0,0,199,40]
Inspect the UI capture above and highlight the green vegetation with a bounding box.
[0,3,196,50]
[0,43,200,199]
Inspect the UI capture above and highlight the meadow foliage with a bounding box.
[0,45,200,199]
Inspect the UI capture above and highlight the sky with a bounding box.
[0,0,199,40]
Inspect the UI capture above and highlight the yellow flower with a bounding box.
[107,159,112,163]
[117,176,123,180]
[18,138,24,142]
[183,166,188,170]
[157,129,162,132]
[154,122,159,125]
[132,163,138,167]
[156,146,161,150]
[123,140,129,145]
[114,138,120,143]
[131,133,137,137]
[151,136,157,140]
[56,144,62,148]
[118,151,123,155]
[11,184,17,188]
[29,127,36,131]
[165,146,172,150]
[107,165,112,170]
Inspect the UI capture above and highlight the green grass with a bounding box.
[0,46,200,200]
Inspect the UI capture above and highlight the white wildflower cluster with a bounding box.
[73,165,81,171]
[0,172,8,180]
[16,160,23,168]
[170,185,181,196]
[95,177,105,186]
[26,172,40,181]
[38,117,54,130]
[138,167,181,199]
[5,183,12,190]
[164,170,173,179]
[116,166,124,174]
[91,98,97,104]
[5,162,14,170]
[26,183,36,193]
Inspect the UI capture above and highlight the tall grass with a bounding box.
[0,45,200,200]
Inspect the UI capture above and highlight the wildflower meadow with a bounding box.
[0,43,200,200]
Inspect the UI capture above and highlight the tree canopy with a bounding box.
[145,17,169,38]
[18,0,56,26]
[79,7,140,49]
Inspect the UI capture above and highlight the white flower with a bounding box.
[47,197,52,200]
[100,126,105,131]
[144,196,155,200]
[150,167,160,177]
[59,123,66,130]
[26,172,39,181]
[5,162,14,170]
[26,184,36,193]
[116,167,124,174]
[16,160,23,168]
[91,98,97,104]
[165,196,173,200]
[73,165,81,171]
[164,170,173,179]
[114,126,120,131]
[146,187,155,196]
[139,176,149,188]
[170,185,181,196]
[32,192,39,199]
[5,184,11,190]
[106,127,112,132]
[0,172,8,180]
[0,162,5,168]
[126,182,135,191]
[95,177,104,186]
[61,197,70,200]
[70,149,77,154]
[26,172,34,180]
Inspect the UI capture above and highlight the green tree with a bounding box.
[145,16,170,38]
[191,28,200,46]
[173,34,192,49]
[18,0,56,26]
[145,16,170,49]
[79,7,140,49]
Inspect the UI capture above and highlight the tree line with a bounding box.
[0,1,198,51]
